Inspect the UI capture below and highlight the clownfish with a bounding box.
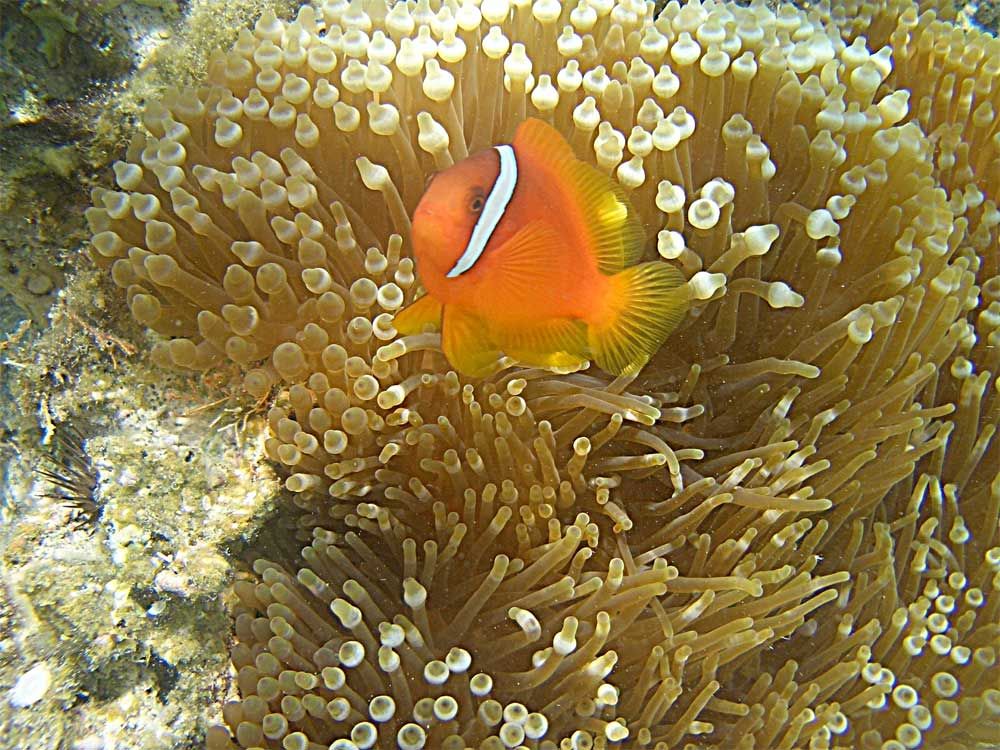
[393,118,689,377]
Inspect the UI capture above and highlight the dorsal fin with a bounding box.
[512,118,645,274]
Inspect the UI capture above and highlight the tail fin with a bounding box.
[588,262,689,376]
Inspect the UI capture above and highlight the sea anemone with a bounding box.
[86,0,998,747]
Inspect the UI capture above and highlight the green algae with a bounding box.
[20,0,80,66]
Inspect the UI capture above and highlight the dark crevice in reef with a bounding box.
[146,649,181,703]
[218,490,308,572]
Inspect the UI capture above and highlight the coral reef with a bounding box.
[0,0,176,328]
[83,0,999,747]
[0,0,300,328]
[0,275,284,748]
[0,2,301,747]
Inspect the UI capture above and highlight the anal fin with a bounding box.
[496,317,590,372]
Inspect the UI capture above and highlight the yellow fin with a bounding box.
[513,118,645,273]
[588,261,689,376]
[393,294,442,335]
[496,317,590,371]
[442,304,506,377]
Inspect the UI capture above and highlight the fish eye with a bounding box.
[470,195,484,213]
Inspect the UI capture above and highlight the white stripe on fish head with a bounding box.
[445,144,518,278]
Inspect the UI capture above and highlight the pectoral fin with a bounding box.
[485,220,563,307]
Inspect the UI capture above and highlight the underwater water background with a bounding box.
[1,0,999,749]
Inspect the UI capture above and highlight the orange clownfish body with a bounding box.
[393,118,689,377]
